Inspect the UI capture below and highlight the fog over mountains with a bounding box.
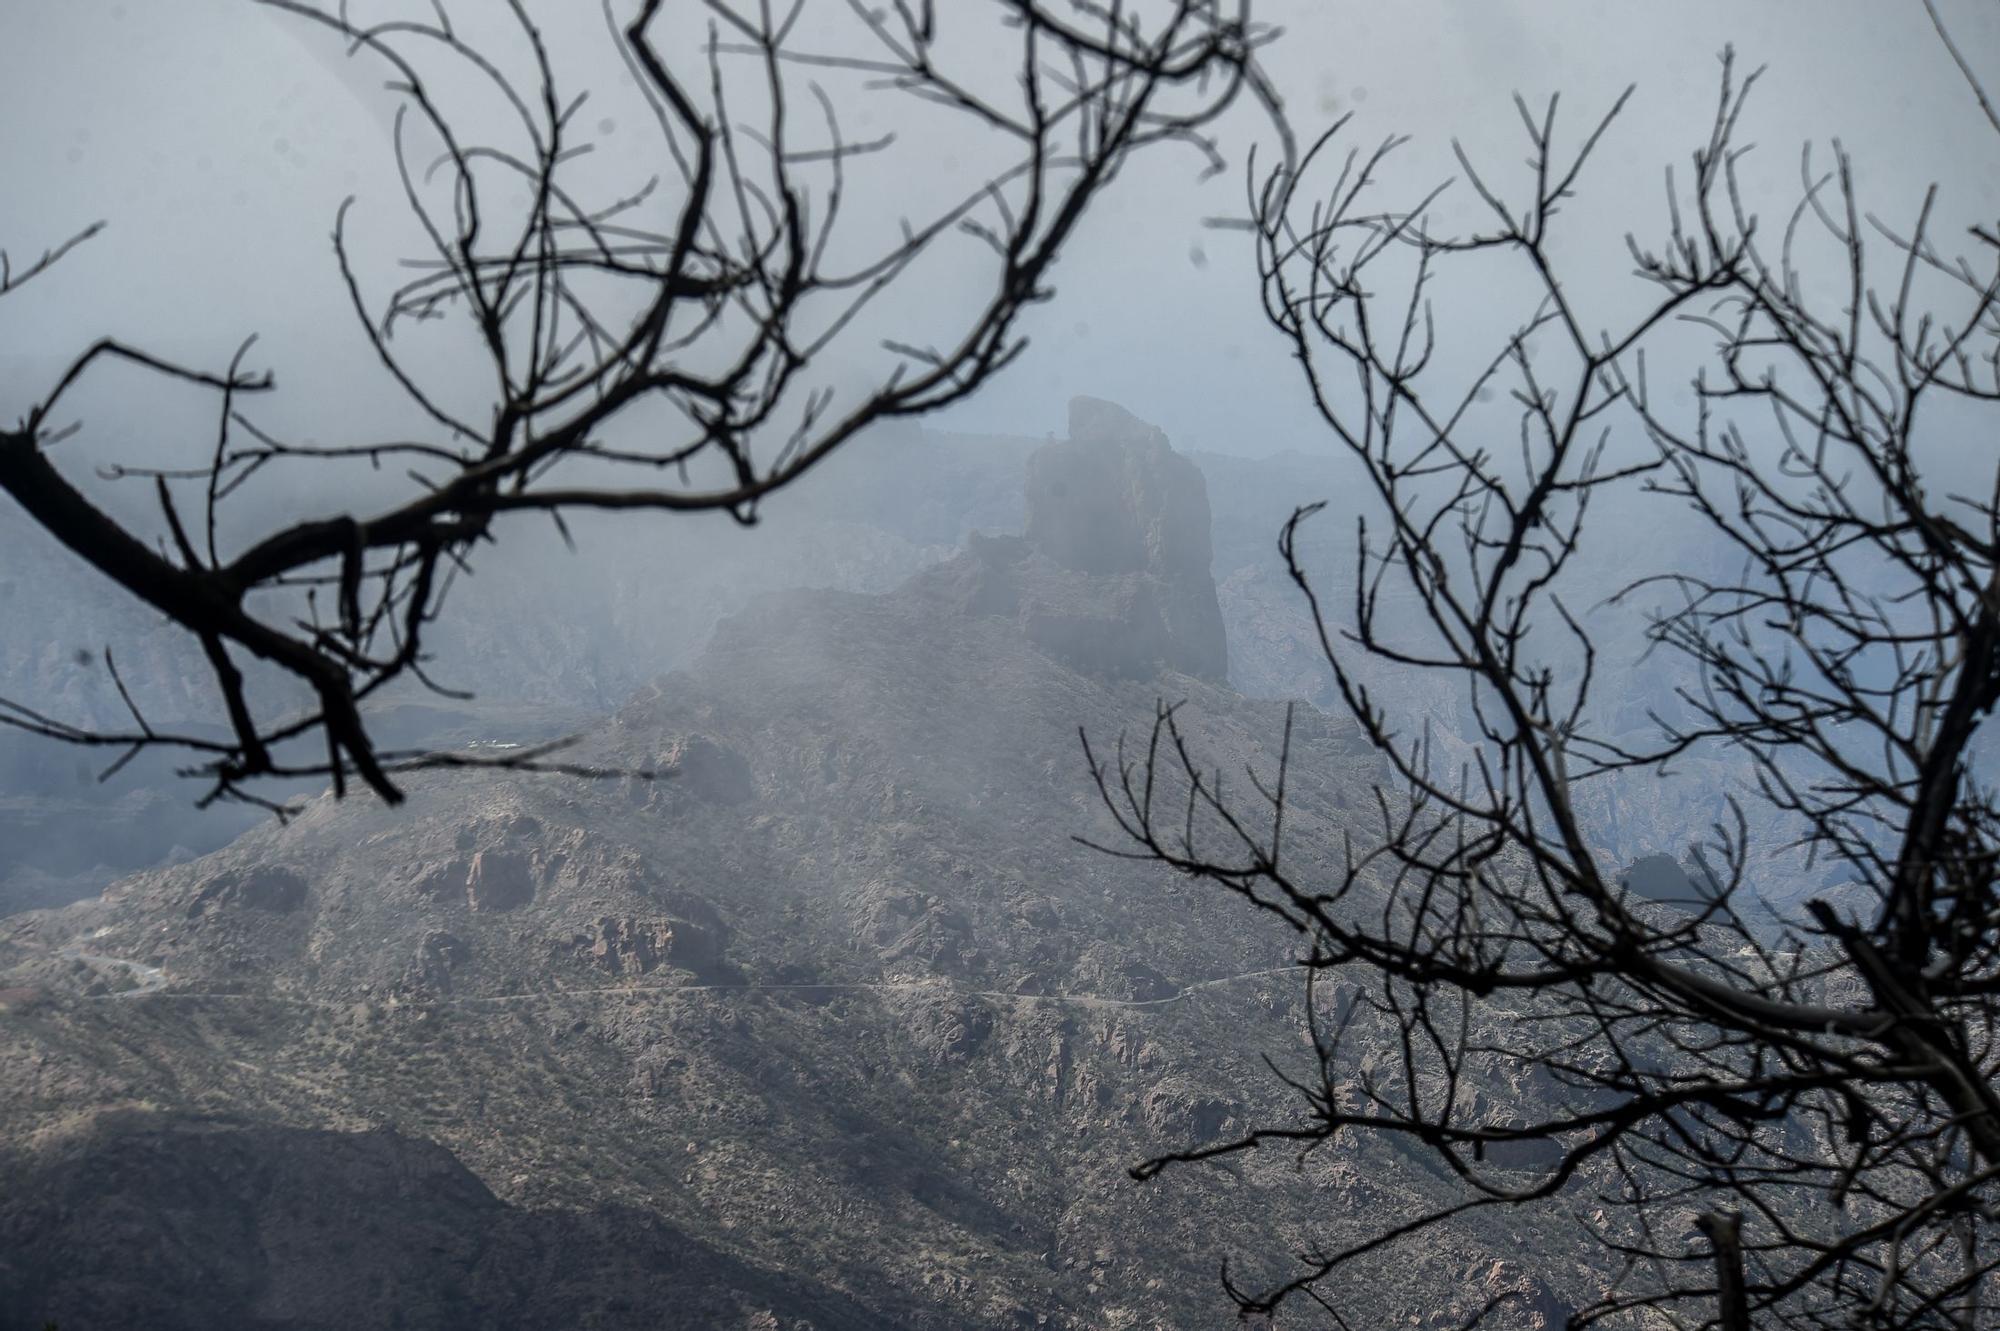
[0,393,1766,918]
[6,0,2000,1321]
[0,399,1701,1329]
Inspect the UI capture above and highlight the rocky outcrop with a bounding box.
[1443,1260,1573,1331]
[1026,398,1214,585]
[465,849,535,912]
[575,916,677,976]
[1142,1076,1239,1144]
[186,865,308,917]
[903,996,996,1064]
[662,736,755,805]
[920,397,1228,682]
[404,930,470,994]
[413,857,471,902]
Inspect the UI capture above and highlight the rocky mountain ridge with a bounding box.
[2,402,1627,1330]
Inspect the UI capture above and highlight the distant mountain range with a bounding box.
[2,403,1793,922]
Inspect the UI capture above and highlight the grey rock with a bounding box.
[926,397,1228,682]
[187,864,308,916]
[464,849,535,912]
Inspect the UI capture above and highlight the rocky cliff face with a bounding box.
[918,397,1228,683]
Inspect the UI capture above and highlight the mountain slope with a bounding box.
[1,403,1595,1331]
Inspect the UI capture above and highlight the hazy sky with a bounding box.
[2,0,1996,469]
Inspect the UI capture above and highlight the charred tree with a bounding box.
[0,0,1277,811]
[1089,36,2000,1331]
